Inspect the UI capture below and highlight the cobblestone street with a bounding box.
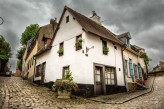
[0,74,164,109]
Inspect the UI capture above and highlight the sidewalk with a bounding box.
[89,76,155,104]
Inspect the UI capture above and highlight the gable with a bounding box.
[52,10,83,45]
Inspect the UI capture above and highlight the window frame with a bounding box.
[102,40,108,55]
[75,35,82,50]
[105,67,116,85]
[62,66,70,79]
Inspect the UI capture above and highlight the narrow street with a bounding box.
[0,74,164,109]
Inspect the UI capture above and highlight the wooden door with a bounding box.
[41,62,46,84]
[95,66,103,95]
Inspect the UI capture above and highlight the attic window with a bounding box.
[66,16,69,23]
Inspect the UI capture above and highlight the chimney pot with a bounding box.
[92,11,97,16]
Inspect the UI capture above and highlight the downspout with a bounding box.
[33,56,36,83]
[121,45,128,91]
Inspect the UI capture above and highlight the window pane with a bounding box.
[96,70,100,74]
[111,73,114,79]
[108,73,110,78]
[105,79,108,84]
[111,79,115,85]
[96,75,100,81]
[108,79,111,85]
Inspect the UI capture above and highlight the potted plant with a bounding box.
[57,48,63,56]
[53,70,78,98]
[103,46,109,55]
[75,38,83,50]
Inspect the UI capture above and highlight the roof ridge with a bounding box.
[65,6,124,45]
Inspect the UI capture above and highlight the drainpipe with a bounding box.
[121,45,128,91]
[33,56,36,83]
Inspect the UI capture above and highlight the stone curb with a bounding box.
[88,76,156,104]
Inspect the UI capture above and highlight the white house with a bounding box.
[34,6,127,96]
[118,32,147,91]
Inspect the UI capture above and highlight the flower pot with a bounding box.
[57,90,71,99]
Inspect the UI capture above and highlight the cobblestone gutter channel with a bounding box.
[89,76,156,104]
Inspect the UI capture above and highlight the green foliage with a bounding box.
[0,35,11,72]
[16,47,25,60]
[20,24,39,45]
[64,70,73,81]
[53,79,78,92]
[17,24,39,70]
[75,38,82,50]
[17,60,22,70]
[139,52,149,65]
[57,48,63,55]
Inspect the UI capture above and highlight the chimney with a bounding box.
[90,11,101,25]
[50,18,57,30]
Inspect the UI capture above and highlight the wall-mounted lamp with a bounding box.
[85,46,94,56]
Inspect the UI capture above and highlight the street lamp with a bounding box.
[0,17,4,25]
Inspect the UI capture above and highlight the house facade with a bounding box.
[118,32,147,91]
[34,6,126,96]
[153,61,164,72]
[22,19,57,81]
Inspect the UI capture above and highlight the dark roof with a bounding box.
[34,46,51,57]
[51,6,124,46]
[133,45,144,50]
[118,32,130,39]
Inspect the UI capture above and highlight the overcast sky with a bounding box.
[0,0,164,72]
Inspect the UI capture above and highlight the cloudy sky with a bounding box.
[0,0,164,72]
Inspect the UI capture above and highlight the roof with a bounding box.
[34,46,51,57]
[51,6,124,46]
[118,32,131,39]
[133,45,144,50]
[25,22,57,59]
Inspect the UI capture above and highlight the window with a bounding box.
[57,42,64,56]
[66,16,69,23]
[44,39,47,48]
[102,40,109,55]
[129,59,134,81]
[75,35,82,50]
[133,64,138,78]
[63,66,69,79]
[105,67,116,85]
[124,60,128,75]
[35,65,41,77]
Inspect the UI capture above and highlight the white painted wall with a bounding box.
[35,10,125,86]
[84,32,125,86]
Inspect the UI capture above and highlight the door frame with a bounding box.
[94,63,117,95]
[94,63,106,95]
[41,62,46,84]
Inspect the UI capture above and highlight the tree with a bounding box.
[16,47,25,70]
[17,24,39,70]
[0,35,11,74]
[139,52,150,77]
[20,24,39,46]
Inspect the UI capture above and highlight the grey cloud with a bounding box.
[0,0,164,71]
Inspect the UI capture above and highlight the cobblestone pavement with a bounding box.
[89,76,154,104]
[0,75,164,109]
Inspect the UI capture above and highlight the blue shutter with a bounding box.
[129,60,134,77]
[138,64,142,80]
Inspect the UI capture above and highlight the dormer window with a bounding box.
[102,40,109,55]
[43,34,48,48]
[44,39,47,48]
[66,16,69,23]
